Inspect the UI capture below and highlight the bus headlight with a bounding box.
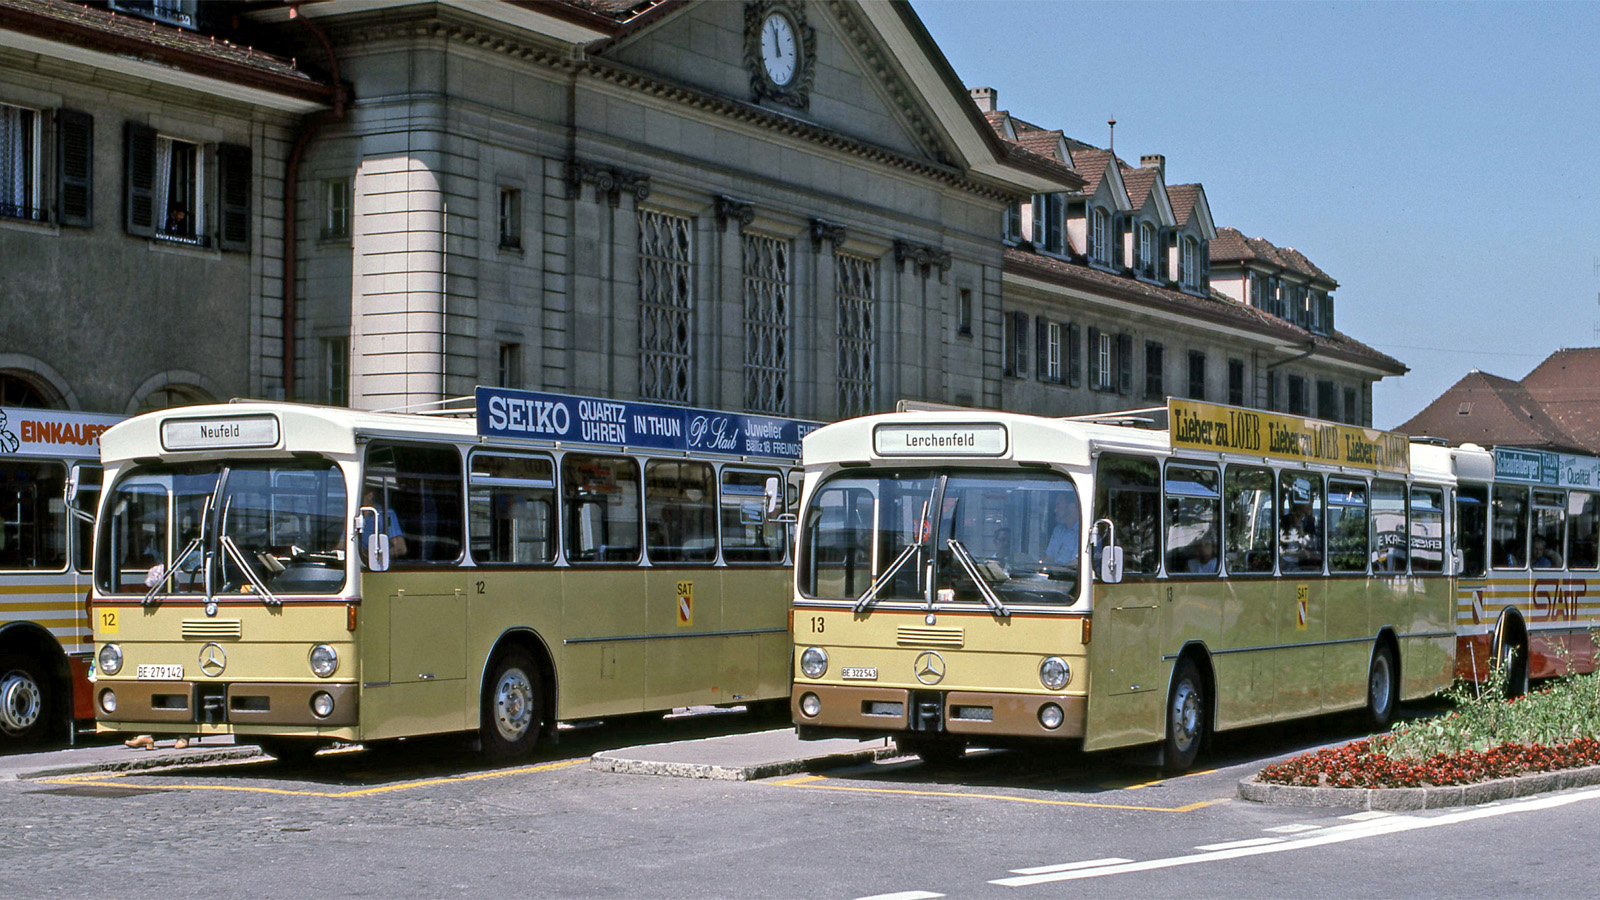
[98,643,124,676]
[99,689,118,714]
[308,644,339,678]
[310,691,335,719]
[800,692,821,717]
[1039,656,1071,691]
[1039,703,1064,730]
[800,647,828,679]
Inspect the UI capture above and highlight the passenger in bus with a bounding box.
[358,488,409,559]
[1185,533,1218,574]
[1531,535,1563,569]
[1044,492,1079,569]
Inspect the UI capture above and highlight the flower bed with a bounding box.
[1258,668,1600,789]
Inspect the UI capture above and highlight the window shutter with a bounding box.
[1117,333,1133,394]
[56,109,93,228]
[1200,241,1210,288]
[1067,323,1082,388]
[218,142,251,252]
[1031,196,1045,246]
[1035,316,1048,382]
[1015,312,1028,376]
[1087,326,1101,389]
[123,121,156,237]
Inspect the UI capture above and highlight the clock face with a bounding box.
[760,12,798,87]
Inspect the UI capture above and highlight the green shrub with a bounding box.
[1378,665,1600,761]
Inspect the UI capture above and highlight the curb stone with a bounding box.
[591,745,899,781]
[11,746,264,781]
[1238,763,1600,809]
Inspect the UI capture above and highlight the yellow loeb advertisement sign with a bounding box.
[1168,399,1409,474]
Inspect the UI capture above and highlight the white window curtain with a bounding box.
[153,137,173,232]
[0,105,26,214]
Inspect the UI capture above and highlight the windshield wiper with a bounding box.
[141,537,202,608]
[946,538,1010,619]
[220,535,281,607]
[853,540,923,614]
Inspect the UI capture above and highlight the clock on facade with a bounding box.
[745,1,815,109]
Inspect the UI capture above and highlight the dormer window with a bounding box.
[1090,207,1110,264]
[1180,237,1198,288]
[1138,223,1155,278]
[1003,201,1022,243]
[1033,194,1064,254]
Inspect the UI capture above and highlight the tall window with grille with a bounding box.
[638,210,695,403]
[499,342,523,390]
[0,104,41,222]
[835,253,876,419]
[1187,350,1207,400]
[743,233,791,415]
[322,337,348,407]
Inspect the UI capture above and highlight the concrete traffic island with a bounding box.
[0,737,260,782]
[1239,764,1600,810]
[591,728,900,781]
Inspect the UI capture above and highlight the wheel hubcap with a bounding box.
[1171,679,1200,752]
[0,670,43,735]
[1369,656,1392,716]
[493,667,535,742]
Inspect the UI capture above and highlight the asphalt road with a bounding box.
[5,707,1595,899]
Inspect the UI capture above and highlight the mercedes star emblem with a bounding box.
[198,642,227,678]
[913,650,946,686]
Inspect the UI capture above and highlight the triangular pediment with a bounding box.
[591,0,964,166]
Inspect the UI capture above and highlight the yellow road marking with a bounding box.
[769,774,1227,813]
[36,757,586,798]
[1098,767,1218,791]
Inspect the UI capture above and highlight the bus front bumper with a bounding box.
[792,684,1086,740]
[95,680,358,728]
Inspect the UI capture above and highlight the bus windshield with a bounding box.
[97,459,348,597]
[799,469,1080,606]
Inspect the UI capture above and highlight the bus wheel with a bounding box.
[1364,644,1398,731]
[256,738,322,765]
[0,658,52,745]
[482,650,542,758]
[1497,637,1528,699]
[1163,658,1205,771]
[897,735,966,765]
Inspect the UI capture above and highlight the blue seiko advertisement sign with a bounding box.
[476,386,820,461]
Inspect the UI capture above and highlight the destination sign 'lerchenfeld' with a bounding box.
[476,386,819,461]
[1168,399,1409,474]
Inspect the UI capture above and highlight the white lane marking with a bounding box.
[1338,810,1392,821]
[1193,837,1284,851]
[991,785,1600,886]
[1263,824,1321,834]
[1009,858,1132,876]
[852,892,944,900]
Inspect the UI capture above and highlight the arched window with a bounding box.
[0,372,64,409]
[135,384,214,414]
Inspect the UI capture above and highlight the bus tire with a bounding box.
[256,737,323,765]
[0,653,55,746]
[897,734,966,765]
[1497,635,1528,699]
[1364,643,1398,731]
[1162,657,1205,772]
[482,649,543,758]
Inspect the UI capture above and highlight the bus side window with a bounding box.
[1370,480,1408,573]
[645,460,716,564]
[1093,454,1158,576]
[1223,465,1274,574]
[1410,486,1445,573]
[563,454,640,564]
[1163,464,1219,576]
[71,463,102,573]
[0,460,68,571]
[1278,470,1324,575]
[1327,478,1370,574]
[468,453,556,565]
[1531,490,1566,570]
[364,442,465,565]
[1568,491,1600,571]
[1456,484,1489,577]
[722,468,784,564]
[1491,485,1529,569]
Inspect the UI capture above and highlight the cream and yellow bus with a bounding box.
[0,406,120,748]
[791,399,1474,768]
[90,388,811,760]
[1454,446,1600,694]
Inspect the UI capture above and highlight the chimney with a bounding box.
[969,86,997,113]
[1140,154,1166,176]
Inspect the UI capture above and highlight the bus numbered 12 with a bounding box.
[1,405,121,747]
[790,398,1474,768]
[90,388,813,761]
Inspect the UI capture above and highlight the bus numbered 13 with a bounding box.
[1,405,121,747]
[790,398,1473,768]
[90,388,814,761]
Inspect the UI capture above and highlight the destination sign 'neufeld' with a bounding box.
[476,386,819,461]
[1168,399,1410,474]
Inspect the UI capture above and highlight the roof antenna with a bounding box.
[1107,117,1116,153]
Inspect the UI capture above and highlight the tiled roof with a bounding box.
[1210,226,1336,287]
[0,0,333,101]
[1398,370,1587,452]
[1121,167,1158,210]
[1167,184,1200,226]
[1016,130,1067,163]
[976,111,1081,188]
[1004,248,1405,375]
[1069,148,1122,199]
[561,0,664,20]
[1520,348,1600,453]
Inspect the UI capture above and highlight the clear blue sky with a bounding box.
[914,1,1600,428]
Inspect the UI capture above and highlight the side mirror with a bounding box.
[65,464,100,524]
[1100,546,1124,584]
[366,531,390,572]
[1451,549,1464,577]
